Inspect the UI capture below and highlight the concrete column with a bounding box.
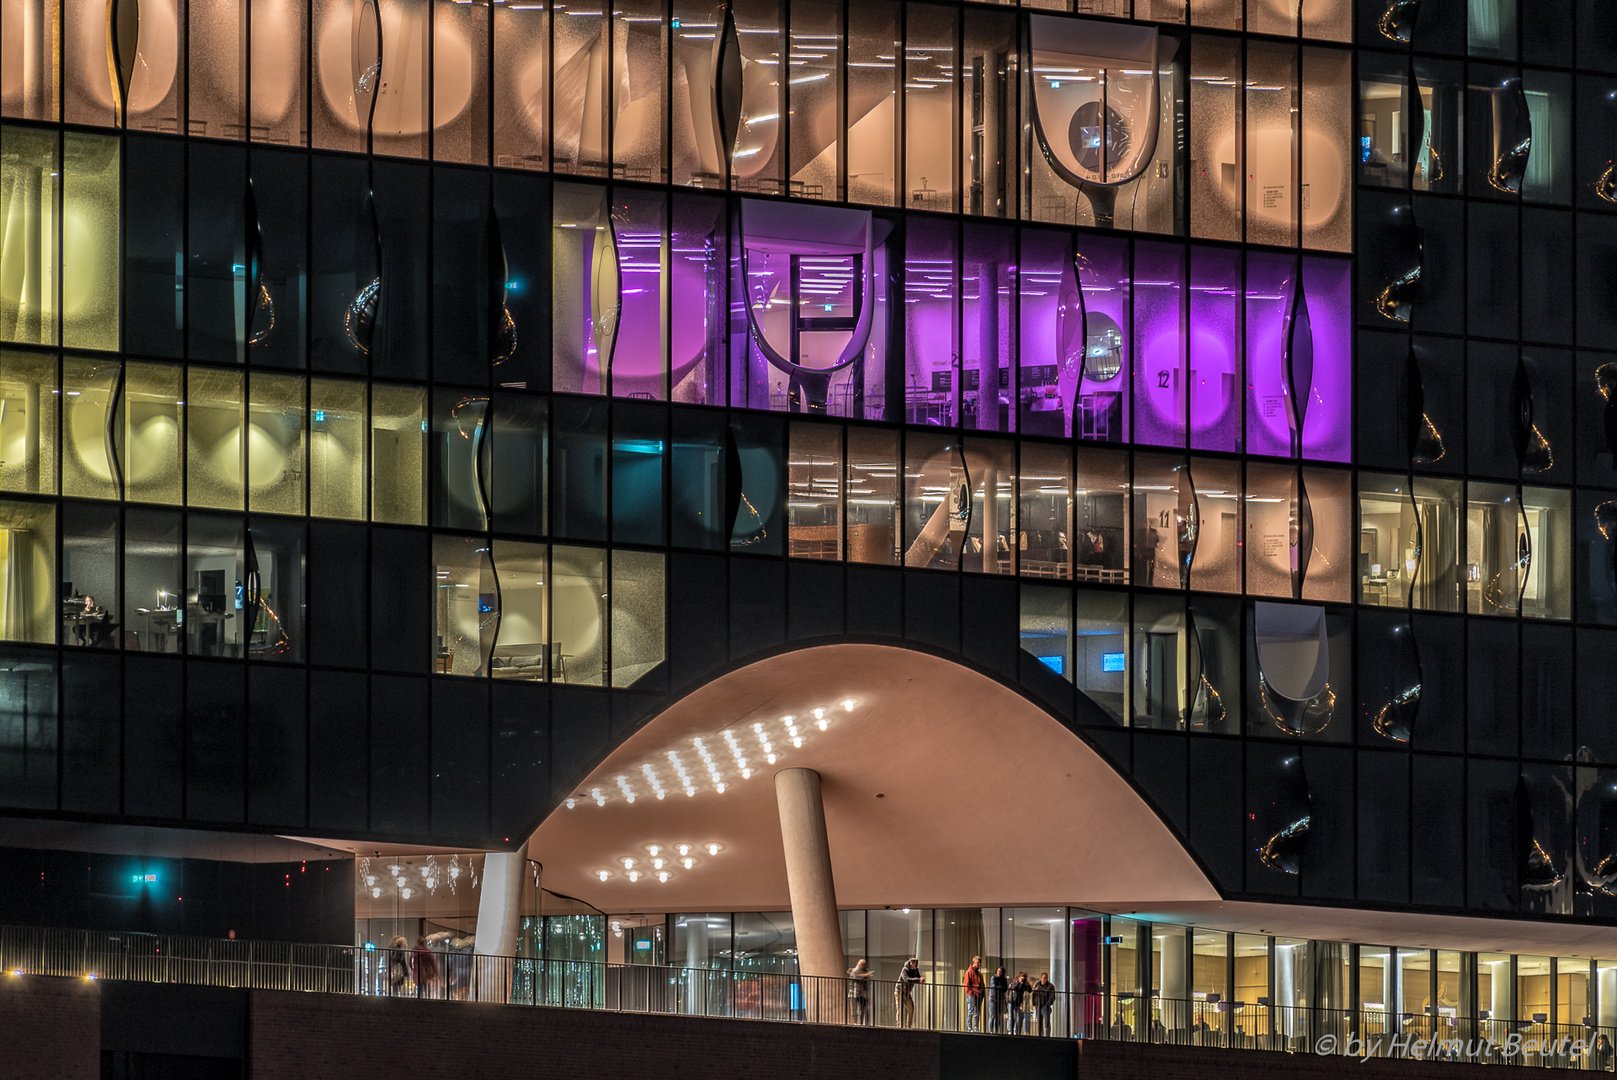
[1161,931,1187,1031]
[775,768,844,1004]
[473,843,529,1002]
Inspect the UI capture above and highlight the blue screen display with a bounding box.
[1101,653,1125,673]
[1038,655,1065,676]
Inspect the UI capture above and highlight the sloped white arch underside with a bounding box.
[528,644,1219,914]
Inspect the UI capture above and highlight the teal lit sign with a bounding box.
[132,873,157,884]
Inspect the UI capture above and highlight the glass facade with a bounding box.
[2,0,1617,936]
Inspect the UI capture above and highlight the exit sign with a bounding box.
[132,873,157,883]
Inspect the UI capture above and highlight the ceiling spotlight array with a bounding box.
[593,841,725,885]
[564,699,860,810]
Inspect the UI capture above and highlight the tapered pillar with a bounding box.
[775,768,844,997]
[473,842,529,1002]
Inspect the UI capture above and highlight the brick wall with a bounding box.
[0,975,100,1080]
[249,991,947,1080]
[1,979,1578,1080]
[1076,1039,1516,1080]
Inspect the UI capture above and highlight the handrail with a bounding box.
[4,925,1615,1070]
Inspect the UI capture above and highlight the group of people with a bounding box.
[843,956,1057,1035]
[966,957,1058,1036]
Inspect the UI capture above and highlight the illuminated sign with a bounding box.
[1101,653,1125,672]
[132,873,157,884]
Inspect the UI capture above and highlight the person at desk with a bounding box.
[60,591,115,647]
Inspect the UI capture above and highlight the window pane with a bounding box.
[490,393,546,538]
[124,362,183,505]
[434,533,494,677]
[610,188,668,399]
[371,384,427,525]
[1075,447,1129,584]
[964,435,1014,574]
[492,0,547,171]
[59,358,118,501]
[611,549,664,688]
[1301,48,1352,252]
[432,389,489,532]
[188,0,246,139]
[1521,485,1572,620]
[124,508,182,653]
[1132,241,1187,449]
[1244,42,1297,246]
[1133,593,1188,730]
[1466,480,1522,616]
[0,0,59,121]
[788,421,842,560]
[309,379,367,521]
[1189,34,1241,242]
[610,0,666,181]
[552,182,610,395]
[788,0,840,200]
[903,431,962,571]
[250,0,308,145]
[61,132,119,352]
[1133,452,1189,590]
[1018,440,1070,580]
[670,192,726,406]
[1075,235,1130,443]
[433,0,491,165]
[60,501,117,648]
[1021,582,1071,680]
[846,0,898,207]
[962,223,1015,433]
[185,514,245,658]
[906,3,957,213]
[552,544,606,686]
[0,126,59,347]
[248,516,304,661]
[187,368,246,510]
[491,539,547,682]
[0,351,58,495]
[247,372,306,515]
[1189,246,1242,452]
[902,217,959,427]
[0,499,53,642]
[846,426,898,565]
[1075,588,1128,724]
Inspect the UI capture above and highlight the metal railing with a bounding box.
[4,925,1615,1070]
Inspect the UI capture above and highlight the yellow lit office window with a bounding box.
[490,539,547,682]
[372,383,427,525]
[0,350,58,494]
[60,355,119,500]
[0,498,55,643]
[309,378,366,520]
[247,371,306,516]
[124,362,183,506]
[551,545,606,686]
[0,124,60,346]
[434,533,492,677]
[187,367,246,511]
[61,132,119,352]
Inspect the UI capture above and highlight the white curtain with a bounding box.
[1,528,34,641]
